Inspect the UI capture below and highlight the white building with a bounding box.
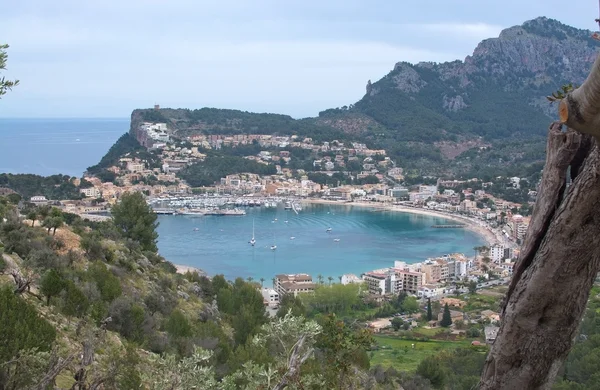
[362,272,387,295]
[490,245,505,263]
[30,195,48,205]
[261,288,280,308]
[341,274,362,285]
[418,185,438,196]
[417,285,444,299]
[80,187,101,198]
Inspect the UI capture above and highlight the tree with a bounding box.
[468,280,477,294]
[39,269,66,305]
[259,277,265,287]
[401,296,419,314]
[26,210,37,227]
[51,216,63,235]
[328,276,334,285]
[417,355,447,389]
[315,314,373,389]
[317,274,324,285]
[42,216,53,235]
[440,303,452,328]
[479,122,600,386]
[277,294,306,318]
[0,44,19,98]
[391,317,404,331]
[427,298,433,321]
[111,191,158,252]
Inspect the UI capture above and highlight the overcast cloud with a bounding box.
[0,0,597,118]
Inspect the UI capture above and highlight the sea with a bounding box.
[1,119,485,281]
[0,118,128,177]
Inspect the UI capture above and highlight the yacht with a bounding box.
[249,219,256,246]
[270,245,277,250]
[326,227,332,233]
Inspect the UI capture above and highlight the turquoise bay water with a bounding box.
[157,203,485,282]
[0,118,127,177]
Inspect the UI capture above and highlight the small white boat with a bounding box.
[284,220,288,223]
[334,238,340,242]
[270,245,277,250]
[326,227,332,233]
[290,236,296,240]
[193,227,199,231]
[249,219,256,246]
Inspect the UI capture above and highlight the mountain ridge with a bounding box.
[129,16,599,178]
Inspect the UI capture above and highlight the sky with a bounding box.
[0,0,597,119]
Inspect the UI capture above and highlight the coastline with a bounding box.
[301,198,498,247]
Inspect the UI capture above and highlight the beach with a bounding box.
[302,198,499,247]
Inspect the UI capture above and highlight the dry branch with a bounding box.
[273,334,314,390]
[479,125,600,389]
[31,349,76,390]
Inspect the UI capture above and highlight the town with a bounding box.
[15,121,529,347]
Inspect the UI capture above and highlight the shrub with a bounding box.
[0,287,56,363]
[61,281,90,318]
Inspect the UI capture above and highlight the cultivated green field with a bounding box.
[370,334,481,372]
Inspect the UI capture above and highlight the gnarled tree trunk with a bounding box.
[480,53,600,389]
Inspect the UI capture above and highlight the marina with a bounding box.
[148,195,303,217]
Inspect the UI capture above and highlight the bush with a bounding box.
[158,261,177,274]
[165,310,192,338]
[60,281,90,318]
[88,262,122,303]
[466,327,481,338]
[0,287,56,363]
[108,297,147,342]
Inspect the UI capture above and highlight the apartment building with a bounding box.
[275,274,316,297]
[362,272,387,295]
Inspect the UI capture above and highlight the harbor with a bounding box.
[148,195,303,216]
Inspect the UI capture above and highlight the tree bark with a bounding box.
[479,124,600,389]
[560,53,600,137]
